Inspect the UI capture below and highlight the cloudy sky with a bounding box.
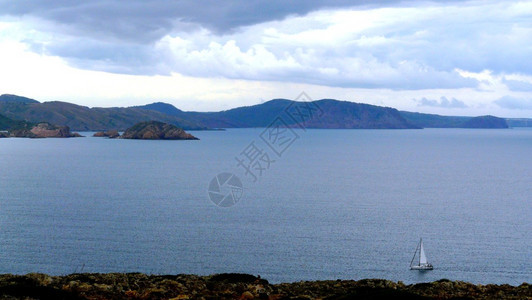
[0,0,531,117]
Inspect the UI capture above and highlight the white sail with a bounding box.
[419,240,428,264]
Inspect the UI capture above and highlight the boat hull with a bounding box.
[410,264,433,270]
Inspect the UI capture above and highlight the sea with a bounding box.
[0,128,530,285]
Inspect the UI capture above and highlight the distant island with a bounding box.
[0,94,519,131]
[0,273,528,299]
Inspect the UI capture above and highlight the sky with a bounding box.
[0,0,531,117]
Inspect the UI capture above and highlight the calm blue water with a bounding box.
[0,128,530,285]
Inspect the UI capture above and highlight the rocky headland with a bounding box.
[461,115,509,128]
[120,121,199,140]
[0,273,528,299]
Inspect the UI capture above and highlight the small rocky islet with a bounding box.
[0,119,197,140]
[119,121,198,140]
[92,121,199,140]
[0,273,528,300]
[93,129,120,138]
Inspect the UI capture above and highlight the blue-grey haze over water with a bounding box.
[0,128,530,284]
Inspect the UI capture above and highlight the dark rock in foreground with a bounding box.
[9,122,82,138]
[0,273,528,299]
[93,129,120,138]
[120,121,199,140]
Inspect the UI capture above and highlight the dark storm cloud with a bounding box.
[0,0,462,41]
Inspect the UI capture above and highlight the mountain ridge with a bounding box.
[134,98,419,129]
[0,94,513,130]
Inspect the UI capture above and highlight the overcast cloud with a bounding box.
[0,1,465,37]
[0,0,531,117]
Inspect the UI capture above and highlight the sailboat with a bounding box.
[410,238,433,270]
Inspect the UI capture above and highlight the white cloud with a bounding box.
[136,2,531,90]
[494,96,532,110]
[0,1,532,118]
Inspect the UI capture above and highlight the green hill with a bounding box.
[0,113,33,131]
[0,114,15,130]
[0,100,207,131]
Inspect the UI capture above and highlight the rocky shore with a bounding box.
[0,273,528,299]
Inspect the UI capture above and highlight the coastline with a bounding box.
[0,273,529,299]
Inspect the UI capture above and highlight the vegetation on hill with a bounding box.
[0,114,17,130]
[0,113,33,131]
